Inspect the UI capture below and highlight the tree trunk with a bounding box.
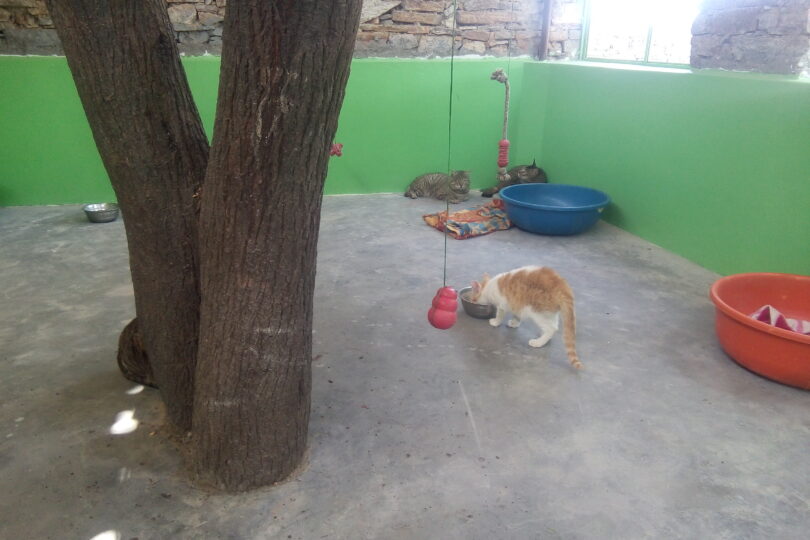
[192,0,362,490]
[117,318,156,388]
[46,0,208,430]
[49,0,361,490]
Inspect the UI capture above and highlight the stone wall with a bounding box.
[0,0,60,55]
[166,0,226,55]
[355,0,583,59]
[5,0,808,74]
[0,0,584,59]
[545,0,583,59]
[691,0,810,75]
[355,0,541,57]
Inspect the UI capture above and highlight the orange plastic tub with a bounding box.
[710,273,810,389]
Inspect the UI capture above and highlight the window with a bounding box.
[582,0,702,65]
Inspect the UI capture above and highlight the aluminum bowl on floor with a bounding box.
[458,286,496,319]
[709,272,810,389]
[83,203,119,223]
[499,183,610,235]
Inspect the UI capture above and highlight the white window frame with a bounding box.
[579,0,697,67]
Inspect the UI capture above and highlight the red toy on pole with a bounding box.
[497,139,510,168]
[428,286,458,330]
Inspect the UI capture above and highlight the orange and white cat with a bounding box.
[471,265,582,370]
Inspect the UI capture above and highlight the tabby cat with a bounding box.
[404,170,470,204]
[470,265,582,370]
[481,160,548,197]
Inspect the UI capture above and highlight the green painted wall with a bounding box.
[510,59,549,167]
[0,56,527,206]
[326,58,531,194]
[519,62,810,275]
[0,56,115,205]
[2,55,808,275]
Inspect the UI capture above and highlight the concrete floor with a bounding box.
[1,194,808,540]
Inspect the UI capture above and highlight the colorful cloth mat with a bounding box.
[423,199,512,240]
[751,305,810,335]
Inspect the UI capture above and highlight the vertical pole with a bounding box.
[580,0,593,60]
[538,0,553,60]
[443,0,458,287]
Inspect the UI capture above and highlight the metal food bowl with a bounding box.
[459,286,496,319]
[83,203,119,223]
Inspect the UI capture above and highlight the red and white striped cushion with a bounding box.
[751,305,810,335]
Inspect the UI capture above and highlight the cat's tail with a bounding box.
[560,298,582,370]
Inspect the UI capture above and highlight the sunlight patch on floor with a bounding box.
[109,410,138,435]
[90,531,120,540]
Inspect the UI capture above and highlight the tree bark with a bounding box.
[49,0,361,490]
[46,0,208,430]
[192,0,362,490]
[117,318,156,388]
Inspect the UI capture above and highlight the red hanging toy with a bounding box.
[425,29,471,331]
[497,139,510,168]
[428,286,458,330]
[491,69,511,182]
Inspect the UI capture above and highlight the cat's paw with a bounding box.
[489,318,501,327]
[507,318,521,328]
[529,338,549,348]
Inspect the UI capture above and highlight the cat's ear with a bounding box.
[481,273,491,285]
[472,280,481,293]
[530,159,537,168]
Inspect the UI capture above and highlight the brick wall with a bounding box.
[0,0,60,55]
[545,0,583,59]
[691,0,810,75]
[6,0,808,75]
[166,0,226,55]
[355,0,542,57]
[0,0,584,60]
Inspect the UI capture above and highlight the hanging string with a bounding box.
[493,0,517,183]
[507,0,515,79]
[443,0,458,288]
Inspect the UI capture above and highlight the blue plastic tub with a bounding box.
[500,183,611,236]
